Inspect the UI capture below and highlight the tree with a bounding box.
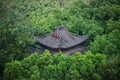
[4,51,119,80]
[0,0,35,77]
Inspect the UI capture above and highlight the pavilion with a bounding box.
[32,26,88,55]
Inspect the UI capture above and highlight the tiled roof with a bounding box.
[36,26,88,49]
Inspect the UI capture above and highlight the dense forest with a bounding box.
[0,0,120,80]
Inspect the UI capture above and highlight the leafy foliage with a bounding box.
[0,0,120,79]
[4,51,119,80]
[89,0,120,54]
[0,0,35,77]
